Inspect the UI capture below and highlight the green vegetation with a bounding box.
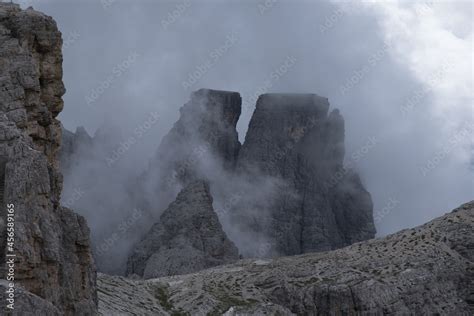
[152,284,188,316]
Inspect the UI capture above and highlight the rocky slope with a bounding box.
[127,181,239,279]
[99,201,474,315]
[0,3,96,314]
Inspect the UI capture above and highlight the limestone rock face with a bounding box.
[0,3,96,314]
[100,201,474,315]
[126,89,243,250]
[126,90,375,271]
[0,280,61,315]
[127,180,239,278]
[236,93,375,255]
[158,88,241,174]
[142,88,241,197]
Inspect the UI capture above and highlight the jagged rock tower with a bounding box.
[132,88,242,218]
[237,93,376,255]
[146,89,241,186]
[0,4,96,314]
[127,89,375,277]
[126,89,243,278]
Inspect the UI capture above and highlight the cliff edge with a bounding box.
[0,3,96,314]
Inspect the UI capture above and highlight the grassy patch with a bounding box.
[151,284,188,316]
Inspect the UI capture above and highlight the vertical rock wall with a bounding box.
[134,88,242,215]
[128,90,375,267]
[0,4,96,314]
[237,93,375,255]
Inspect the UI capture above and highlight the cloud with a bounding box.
[26,0,472,256]
[334,0,473,232]
[355,1,472,121]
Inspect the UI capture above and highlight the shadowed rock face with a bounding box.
[0,3,96,314]
[58,87,375,275]
[126,180,239,278]
[130,88,243,224]
[121,90,375,275]
[119,89,243,278]
[59,88,374,276]
[100,201,474,315]
[151,88,241,186]
[236,93,375,255]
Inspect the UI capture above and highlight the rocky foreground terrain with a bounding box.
[99,201,474,315]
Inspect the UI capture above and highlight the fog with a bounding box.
[20,0,472,271]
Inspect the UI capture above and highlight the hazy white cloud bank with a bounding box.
[334,0,473,232]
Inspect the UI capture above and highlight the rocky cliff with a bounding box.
[128,90,375,266]
[156,88,242,176]
[59,87,375,276]
[135,88,242,212]
[236,93,375,255]
[99,201,474,315]
[150,88,241,185]
[127,180,239,278]
[0,3,96,314]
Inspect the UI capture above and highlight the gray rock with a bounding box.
[236,93,376,256]
[128,90,375,266]
[0,280,61,315]
[134,89,242,211]
[120,90,244,278]
[127,180,239,278]
[0,3,96,314]
[151,88,241,184]
[99,201,474,315]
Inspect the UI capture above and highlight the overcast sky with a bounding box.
[19,0,473,235]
